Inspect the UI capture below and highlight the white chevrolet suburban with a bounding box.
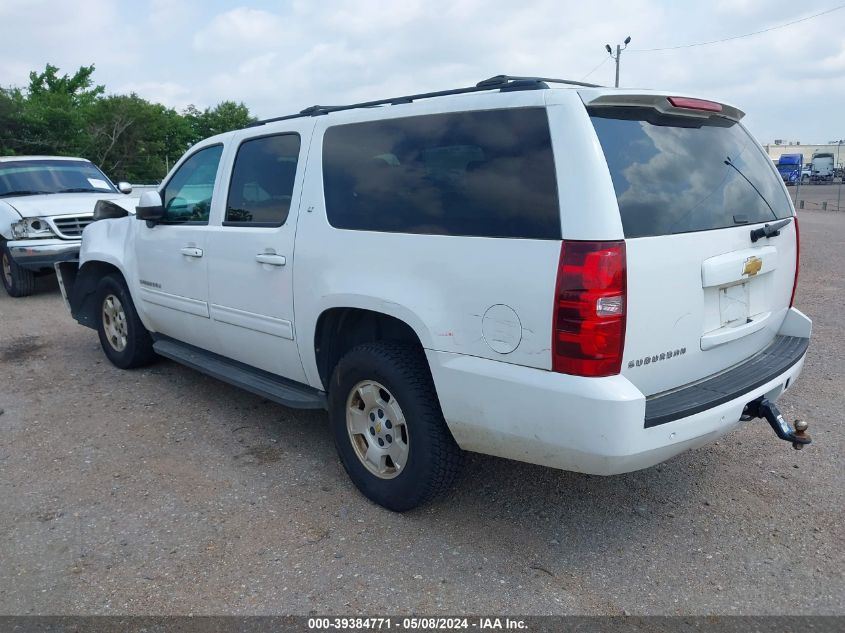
[57,76,812,511]
[0,156,135,297]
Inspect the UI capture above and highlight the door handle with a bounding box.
[255,253,287,266]
[180,247,203,258]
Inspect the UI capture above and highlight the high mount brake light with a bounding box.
[553,241,627,377]
[668,96,723,112]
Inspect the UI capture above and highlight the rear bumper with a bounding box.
[428,308,811,475]
[7,238,80,270]
[645,334,809,427]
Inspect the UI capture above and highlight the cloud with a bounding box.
[113,81,192,111]
[192,7,286,52]
[0,1,841,143]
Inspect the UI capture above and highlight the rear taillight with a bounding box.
[790,216,800,307]
[553,241,627,377]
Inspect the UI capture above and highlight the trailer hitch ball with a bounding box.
[793,419,809,450]
[749,398,812,450]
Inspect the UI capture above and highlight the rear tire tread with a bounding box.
[331,341,463,510]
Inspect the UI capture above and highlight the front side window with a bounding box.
[225,134,301,226]
[161,145,224,225]
[322,108,560,239]
[0,159,116,197]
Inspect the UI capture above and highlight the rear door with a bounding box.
[205,125,312,382]
[585,97,797,396]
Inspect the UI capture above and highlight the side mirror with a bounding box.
[118,181,133,194]
[93,199,129,221]
[136,190,164,222]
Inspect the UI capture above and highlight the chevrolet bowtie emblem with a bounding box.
[743,256,763,277]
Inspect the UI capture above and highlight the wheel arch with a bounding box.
[313,306,430,391]
[70,259,130,329]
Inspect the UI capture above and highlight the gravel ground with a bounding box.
[0,210,842,616]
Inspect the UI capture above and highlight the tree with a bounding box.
[0,87,27,156]
[21,64,104,156]
[185,101,254,141]
[0,64,255,182]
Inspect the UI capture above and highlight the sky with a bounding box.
[0,0,843,144]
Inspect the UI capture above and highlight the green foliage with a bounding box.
[185,101,254,140]
[0,64,255,183]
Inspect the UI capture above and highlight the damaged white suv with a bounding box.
[57,76,812,511]
[0,156,134,297]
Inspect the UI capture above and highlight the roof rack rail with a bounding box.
[475,74,601,89]
[248,74,601,128]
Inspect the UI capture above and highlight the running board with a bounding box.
[152,337,327,410]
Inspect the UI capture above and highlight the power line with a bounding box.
[628,5,844,52]
[581,56,610,81]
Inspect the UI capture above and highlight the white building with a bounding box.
[764,141,844,166]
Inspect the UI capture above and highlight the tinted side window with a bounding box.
[225,134,301,226]
[589,107,792,238]
[322,108,560,239]
[162,145,224,225]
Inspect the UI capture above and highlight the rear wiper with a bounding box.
[724,157,778,220]
[0,190,52,198]
[55,188,103,193]
[750,218,792,243]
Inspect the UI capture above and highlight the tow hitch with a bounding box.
[744,398,811,450]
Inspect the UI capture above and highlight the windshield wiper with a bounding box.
[724,157,778,220]
[750,218,792,242]
[55,187,104,194]
[0,190,52,198]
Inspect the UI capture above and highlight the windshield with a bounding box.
[589,107,792,238]
[0,160,117,197]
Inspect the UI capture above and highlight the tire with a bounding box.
[801,175,810,184]
[95,274,156,369]
[1,241,36,297]
[329,341,463,511]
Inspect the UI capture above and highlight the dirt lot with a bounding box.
[0,210,842,616]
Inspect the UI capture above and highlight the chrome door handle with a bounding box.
[180,247,203,258]
[255,253,287,266]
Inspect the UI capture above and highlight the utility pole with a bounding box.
[837,140,843,211]
[605,36,632,87]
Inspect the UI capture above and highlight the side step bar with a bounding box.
[153,337,327,410]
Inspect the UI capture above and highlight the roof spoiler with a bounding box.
[581,92,745,122]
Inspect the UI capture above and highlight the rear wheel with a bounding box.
[95,274,156,369]
[1,241,36,297]
[329,341,463,511]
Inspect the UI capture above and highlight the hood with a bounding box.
[3,192,129,218]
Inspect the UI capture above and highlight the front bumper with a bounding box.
[428,308,812,475]
[7,239,80,270]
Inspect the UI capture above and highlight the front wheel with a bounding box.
[1,241,36,297]
[95,274,156,369]
[329,342,463,511]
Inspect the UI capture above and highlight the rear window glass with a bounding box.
[589,107,792,238]
[322,108,560,239]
